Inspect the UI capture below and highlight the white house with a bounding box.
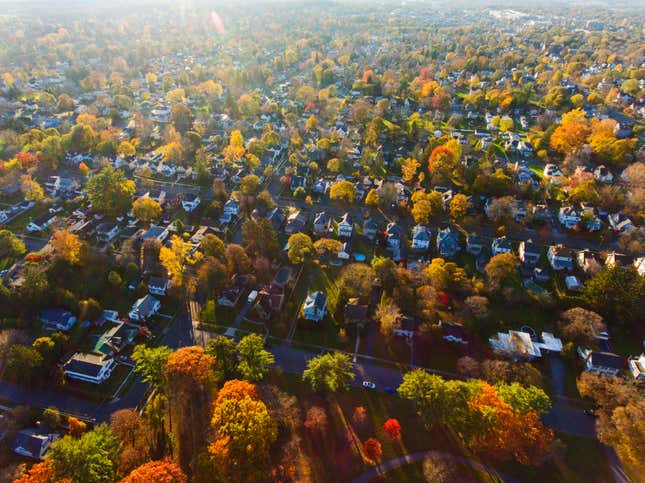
[608,213,634,235]
[129,294,161,321]
[181,193,201,212]
[594,165,614,184]
[26,213,57,233]
[628,354,645,382]
[385,222,403,250]
[337,242,351,260]
[558,206,580,229]
[148,277,171,296]
[491,236,512,255]
[338,213,354,238]
[63,352,116,384]
[411,225,431,251]
[547,245,574,271]
[489,330,562,360]
[578,348,623,376]
[302,291,327,322]
[220,199,240,223]
[96,222,120,242]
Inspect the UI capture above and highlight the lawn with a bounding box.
[487,302,557,336]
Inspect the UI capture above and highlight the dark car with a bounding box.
[384,386,397,394]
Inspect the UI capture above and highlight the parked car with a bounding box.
[384,386,397,394]
[362,381,376,389]
[247,290,258,303]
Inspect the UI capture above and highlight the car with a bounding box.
[583,409,597,417]
[384,386,397,394]
[362,381,376,389]
[247,290,258,304]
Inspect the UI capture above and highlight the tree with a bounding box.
[411,191,443,224]
[365,188,379,207]
[132,345,173,388]
[21,175,44,201]
[110,409,151,473]
[495,382,551,415]
[131,197,162,223]
[86,167,135,216]
[363,438,383,464]
[14,461,70,483]
[287,232,313,265]
[449,194,470,220]
[160,235,197,287]
[205,335,238,381]
[302,352,354,393]
[67,416,87,437]
[117,141,136,157]
[225,244,252,276]
[383,418,402,440]
[401,157,420,183]
[375,298,401,337]
[120,459,187,483]
[0,229,26,258]
[215,379,258,404]
[236,334,275,381]
[583,266,644,330]
[46,424,118,483]
[485,253,519,291]
[550,109,590,155]
[171,103,193,133]
[51,230,82,265]
[239,174,260,195]
[329,180,355,203]
[422,454,463,483]
[304,406,328,434]
[313,238,344,258]
[209,394,277,481]
[464,296,489,320]
[200,234,225,259]
[242,218,278,256]
[5,345,42,383]
[558,307,606,346]
[486,196,518,225]
[424,258,467,292]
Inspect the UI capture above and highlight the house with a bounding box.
[558,206,580,229]
[547,245,574,271]
[96,222,120,242]
[313,212,331,236]
[608,213,634,235]
[343,299,369,326]
[253,284,285,320]
[128,294,161,321]
[438,321,468,345]
[605,251,632,268]
[302,291,327,322]
[312,178,329,195]
[491,236,512,255]
[337,242,352,260]
[140,225,169,243]
[39,309,77,331]
[594,165,614,183]
[565,275,584,291]
[290,175,307,191]
[393,316,419,339]
[436,227,460,258]
[628,354,645,382]
[284,210,308,235]
[266,207,285,231]
[411,225,431,251]
[489,330,562,360]
[362,218,379,241]
[181,193,201,212]
[220,199,240,223]
[148,277,171,296]
[12,429,59,459]
[573,249,600,276]
[63,352,117,384]
[338,213,354,238]
[466,234,484,256]
[26,213,57,233]
[217,274,250,307]
[385,222,403,250]
[578,348,623,376]
[533,265,551,282]
[519,240,541,266]
[634,257,645,277]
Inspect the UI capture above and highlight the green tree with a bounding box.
[5,345,43,383]
[132,345,173,388]
[205,335,238,381]
[86,166,135,216]
[287,232,314,265]
[236,334,274,381]
[200,234,225,259]
[0,229,26,258]
[46,424,118,483]
[495,382,551,415]
[485,253,519,291]
[302,352,354,393]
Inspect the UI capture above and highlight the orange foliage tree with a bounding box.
[119,459,187,483]
[67,416,87,437]
[550,109,590,155]
[363,438,383,464]
[215,379,258,405]
[383,418,402,440]
[14,461,70,483]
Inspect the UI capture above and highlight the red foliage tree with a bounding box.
[383,418,402,440]
[119,459,187,483]
[363,438,383,464]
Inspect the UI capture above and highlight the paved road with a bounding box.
[350,449,517,483]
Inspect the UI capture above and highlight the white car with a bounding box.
[362,381,376,389]
[247,290,258,304]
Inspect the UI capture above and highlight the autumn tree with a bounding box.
[14,461,70,483]
[383,418,402,440]
[303,352,354,393]
[200,234,225,259]
[411,190,444,224]
[0,229,26,258]
[375,298,401,337]
[160,235,199,287]
[132,197,162,223]
[242,218,278,256]
[86,167,135,216]
[236,334,275,382]
[120,459,187,483]
[304,406,328,435]
[287,232,314,265]
[485,253,519,291]
[110,409,152,473]
[449,194,470,220]
[401,157,420,183]
[51,230,83,265]
[67,417,87,437]
[329,180,355,204]
[363,438,383,464]
[365,188,379,207]
[558,307,606,346]
[550,109,590,155]
[20,175,44,202]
